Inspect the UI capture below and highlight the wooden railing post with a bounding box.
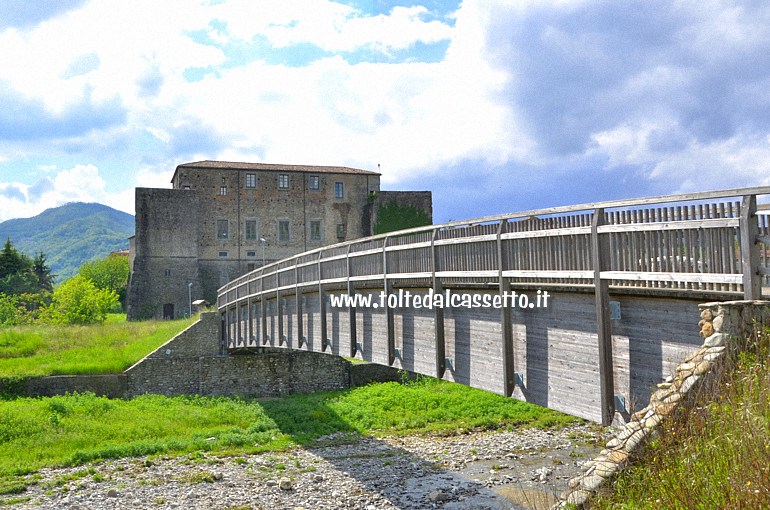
[432,229,446,378]
[346,244,357,357]
[318,251,328,351]
[260,270,268,345]
[383,237,396,365]
[295,264,304,348]
[740,194,761,299]
[497,220,515,397]
[591,208,615,426]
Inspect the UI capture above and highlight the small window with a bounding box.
[182,185,191,190]
[309,175,320,190]
[310,220,322,241]
[336,223,346,240]
[220,185,227,196]
[278,220,290,242]
[245,220,257,240]
[217,220,229,239]
[219,251,228,257]
[278,174,289,189]
[334,181,344,199]
[246,251,256,257]
[245,173,257,188]
[164,269,171,277]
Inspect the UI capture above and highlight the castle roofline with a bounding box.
[172,160,380,183]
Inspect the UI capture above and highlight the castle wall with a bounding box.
[370,190,433,234]
[127,188,200,320]
[129,162,426,321]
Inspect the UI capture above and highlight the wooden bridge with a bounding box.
[217,187,770,425]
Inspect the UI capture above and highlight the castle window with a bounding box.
[336,223,346,240]
[220,185,227,196]
[310,220,322,241]
[334,181,344,199]
[245,173,257,188]
[247,251,256,257]
[309,175,320,190]
[278,174,289,189]
[245,220,258,240]
[164,269,171,277]
[278,220,290,241]
[219,251,228,257]
[217,220,229,239]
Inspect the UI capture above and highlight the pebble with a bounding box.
[4,423,607,510]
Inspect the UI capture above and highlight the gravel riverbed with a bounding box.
[6,423,608,510]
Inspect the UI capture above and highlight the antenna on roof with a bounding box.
[378,163,380,172]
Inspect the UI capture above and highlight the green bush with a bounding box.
[41,275,118,325]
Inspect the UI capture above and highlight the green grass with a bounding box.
[0,314,196,377]
[0,377,579,494]
[591,328,770,509]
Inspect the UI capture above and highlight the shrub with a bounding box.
[42,276,118,325]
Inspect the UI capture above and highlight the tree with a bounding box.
[0,239,54,296]
[32,252,54,293]
[0,238,31,280]
[42,275,118,324]
[78,253,130,309]
[0,293,25,326]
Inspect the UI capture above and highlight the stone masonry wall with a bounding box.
[125,312,353,397]
[12,312,408,399]
[556,300,770,508]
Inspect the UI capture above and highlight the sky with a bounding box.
[1,0,769,224]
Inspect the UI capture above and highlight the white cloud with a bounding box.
[3,0,769,225]
[0,165,134,221]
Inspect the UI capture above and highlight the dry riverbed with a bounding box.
[6,423,608,510]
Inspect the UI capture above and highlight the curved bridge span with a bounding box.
[218,187,770,424]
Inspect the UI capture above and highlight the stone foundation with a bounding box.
[556,300,770,508]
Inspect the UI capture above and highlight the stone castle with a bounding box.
[126,160,431,320]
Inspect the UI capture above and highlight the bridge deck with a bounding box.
[217,186,770,425]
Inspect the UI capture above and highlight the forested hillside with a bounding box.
[0,203,134,281]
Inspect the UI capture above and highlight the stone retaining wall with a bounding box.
[556,300,770,508]
[23,374,128,398]
[13,312,408,399]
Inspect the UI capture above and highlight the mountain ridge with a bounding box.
[0,202,134,282]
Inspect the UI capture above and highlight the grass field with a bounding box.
[0,315,580,497]
[0,377,580,496]
[591,328,770,509]
[0,314,196,377]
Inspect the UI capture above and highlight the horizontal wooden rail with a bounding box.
[217,186,770,426]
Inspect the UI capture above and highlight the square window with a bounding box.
[219,251,228,257]
[334,181,344,199]
[245,220,258,240]
[309,175,320,190]
[247,251,256,257]
[220,185,228,196]
[310,220,322,241]
[216,220,229,239]
[278,174,289,189]
[245,173,257,188]
[278,220,290,241]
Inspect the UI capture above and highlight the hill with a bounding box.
[0,202,134,282]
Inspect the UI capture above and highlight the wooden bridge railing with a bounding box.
[218,186,770,424]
